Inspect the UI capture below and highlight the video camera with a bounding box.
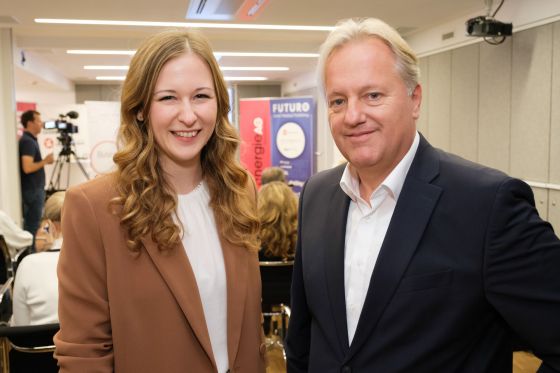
[43,111,79,134]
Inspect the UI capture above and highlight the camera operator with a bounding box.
[19,110,54,249]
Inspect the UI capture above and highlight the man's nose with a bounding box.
[344,98,365,126]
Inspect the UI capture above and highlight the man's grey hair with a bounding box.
[317,18,420,96]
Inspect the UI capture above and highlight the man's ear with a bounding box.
[411,84,422,120]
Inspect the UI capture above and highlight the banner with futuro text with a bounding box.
[239,97,315,193]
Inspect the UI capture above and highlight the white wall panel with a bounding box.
[427,52,451,150]
[478,39,512,173]
[549,23,560,184]
[417,57,429,137]
[511,26,553,181]
[450,44,479,162]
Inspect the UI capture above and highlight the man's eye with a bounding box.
[329,98,345,107]
[367,92,381,100]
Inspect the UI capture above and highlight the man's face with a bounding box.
[325,37,421,177]
[28,113,43,135]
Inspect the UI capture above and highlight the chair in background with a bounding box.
[0,236,13,284]
[259,259,293,369]
[0,323,59,373]
[0,236,14,324]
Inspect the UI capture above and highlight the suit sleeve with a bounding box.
[285,181,312,373]
[54,186,114,372]
[484,178,560,372]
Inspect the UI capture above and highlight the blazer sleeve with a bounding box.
[484,178,560,372]
[285,181,311,373]
[54,186,114,372]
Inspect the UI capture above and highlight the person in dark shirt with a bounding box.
[19,110,53,245]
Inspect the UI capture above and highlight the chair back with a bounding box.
[259,260,294,310]
[0,236,10,284]
[0,323,59,373]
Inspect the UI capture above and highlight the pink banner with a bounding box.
[239,99,271,187]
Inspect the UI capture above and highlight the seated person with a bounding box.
[260,166,286,186]
[258,181,297,261]
[0,209,33,257]
[11,191,65,326]
[34,218,56,252]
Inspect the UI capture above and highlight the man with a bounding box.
[19,110,53,244]
[285,18,560,373]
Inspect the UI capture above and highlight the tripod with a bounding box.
[47,134,90,194]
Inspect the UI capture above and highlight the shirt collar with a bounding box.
[340,131,420,203]
[23,130,37,140]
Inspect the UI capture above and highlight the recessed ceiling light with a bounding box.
[215,52,318,58]
[85,65,287,72]
[96,76,126,81]
[69,50,134,55]
[220,66,289,71]
[224,77,267,81]
[85,65,129,70]
[69,50,316,58]
[35,18,334,32]
[95,76,267,81]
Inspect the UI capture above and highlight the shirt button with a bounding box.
[341,366,352,373]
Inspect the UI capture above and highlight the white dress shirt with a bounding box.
[11,238,62,326]
[340,132,419,343]
[177,182,229,373]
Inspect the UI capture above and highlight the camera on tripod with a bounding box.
[45,110,90,193]
[43,111,79,134]
[43,111,80,155]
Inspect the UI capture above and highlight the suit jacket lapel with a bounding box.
[324,173,351,353]
[346,136,442,361]
[142,237,216,369]
[220,237,248,367]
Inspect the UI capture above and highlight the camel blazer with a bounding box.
[54,174,265,373]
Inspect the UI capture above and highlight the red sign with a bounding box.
[239,99,271,187]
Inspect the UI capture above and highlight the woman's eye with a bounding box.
[158,95,175,101]
[194,93,211,100]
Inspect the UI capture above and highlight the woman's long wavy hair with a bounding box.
[111,29,259,253]
[258,181,297,259]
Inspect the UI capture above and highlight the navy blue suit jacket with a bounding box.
[286,135,560,373]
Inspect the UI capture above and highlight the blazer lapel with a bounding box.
[346,136,442,361]
[142,237,216,369]
[324,176,352,353]
[220,237,248,367]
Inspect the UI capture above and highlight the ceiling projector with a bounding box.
[466,16,512,37]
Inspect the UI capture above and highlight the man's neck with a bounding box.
[24,129,38,138]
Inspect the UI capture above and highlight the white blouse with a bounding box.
[177,182,228,373]
[11,238,62,326]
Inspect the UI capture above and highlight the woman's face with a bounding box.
[148,52,218,175]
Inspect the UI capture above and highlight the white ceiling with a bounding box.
[2,0,485,90]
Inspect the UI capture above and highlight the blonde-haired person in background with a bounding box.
[258,181,297,262]
[260,166,286,186]
[12,191,65,326]
[55,29,264,373]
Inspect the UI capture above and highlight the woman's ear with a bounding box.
[136,110,144,122]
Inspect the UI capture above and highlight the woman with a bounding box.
[55,29,264,373]
[12,191,64,326]
[258,181,298,262]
